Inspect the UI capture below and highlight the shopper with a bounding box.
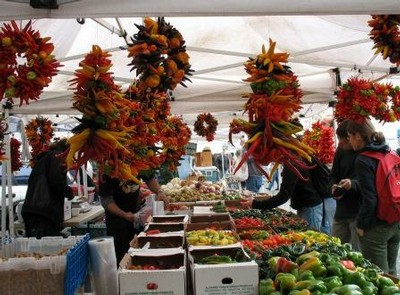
[22,138,74,238]
[242,164,323,231]
[329,120,361,250]
[245,155,264,193]
[313,160,335,236]
[347,119,400,275]
[233,149,248,190]
[99,173,168,264]
[266,163,281,191]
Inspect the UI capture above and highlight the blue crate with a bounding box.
[64,234,90,295]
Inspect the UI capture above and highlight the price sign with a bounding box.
[222,174,241,191]
[185,142,197,156]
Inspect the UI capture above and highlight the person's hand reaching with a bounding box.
[156,190,169,206]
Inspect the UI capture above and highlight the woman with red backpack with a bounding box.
[347,119,400,275]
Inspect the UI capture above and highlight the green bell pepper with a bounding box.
[378,276,396,290]
[361,268,379,284]
[298,270,314,281]
[275,273,297,294]
[259,278,275,295]
[292,279,327,293]
[326,261,347,277]
[299,257,327,278]
[330,284,363,295]
[361,281,379,295]
[319,252,340,265]
[322,276,343,291]
[288,290,311,295]
[343,270,368,288]
[380,286,400,295]
[269,291,283,295]
[346,251,363,265]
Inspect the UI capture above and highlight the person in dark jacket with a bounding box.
[243,165,323,230]
[22,139,73,238]
[329,119,361,250]
[99,173,168,264]
[347,119,400,275]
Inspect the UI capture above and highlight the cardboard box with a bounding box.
[188,245,259,295]
[151,214,189,224]
[165,202,193,215]
[188,213,235,231]
[190,213,231,223]
[186,229,240,247]
[143,222,185,234]
[64,199,72,221]
[201,150,213,167]
[119,249,187,295]
[195,151,213,167]
[129,232,185,249]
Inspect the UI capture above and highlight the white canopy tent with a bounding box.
[0,1,398,142]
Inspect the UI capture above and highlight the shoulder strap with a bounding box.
[361,150,400,163]
[360,150,385,160]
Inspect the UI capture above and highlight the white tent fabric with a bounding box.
[1,0,400,20]
[0,2,399,141]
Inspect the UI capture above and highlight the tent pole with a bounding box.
[4,108,14,238]
[1,138,7,241]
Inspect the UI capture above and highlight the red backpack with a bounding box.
[361,151,400,224]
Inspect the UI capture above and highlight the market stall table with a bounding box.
[64,205,105,227]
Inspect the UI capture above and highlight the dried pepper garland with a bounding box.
[25,116,54,166]
[335,77,400,123]
[0,114,7,162]
[127,17,193,170]
[128,17,193,92]
[368,15,400,65]
[67,45,143,183]
[229,39,314,181]
[160,115,192,170]
[194,113,218,142]
[302,121,335,165]
[10,136,22,172]
[0,20,61,106]
[67,18,193,183]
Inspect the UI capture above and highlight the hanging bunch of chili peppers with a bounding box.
[229,39,314,180]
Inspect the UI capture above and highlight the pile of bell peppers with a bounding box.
[258,245,400,295]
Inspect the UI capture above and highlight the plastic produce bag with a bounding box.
[133,201,153,229]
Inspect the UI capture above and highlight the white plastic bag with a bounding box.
[134,202,153,229]
[234,156,249,182]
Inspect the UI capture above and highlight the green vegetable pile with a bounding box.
[258,241,399,295]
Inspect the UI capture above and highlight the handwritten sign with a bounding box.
[222,174,241,191]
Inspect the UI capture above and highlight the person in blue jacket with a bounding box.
[347,119,400,275]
